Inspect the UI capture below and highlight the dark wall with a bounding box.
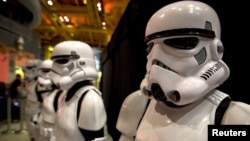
[0,15,41,58]
[101,0,250,140]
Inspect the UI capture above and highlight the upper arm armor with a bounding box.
[116,90,150,137]
[77,87,107,130]
[221,101,250,124]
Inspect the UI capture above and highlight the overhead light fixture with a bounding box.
[97,2,102,11]
[63,16,70,22]
[83,0,87,4]
[59,15,70,22]
[47,0,53,6]
[58,15,74,27]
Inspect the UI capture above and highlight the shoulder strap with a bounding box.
[35,84,43,103]
[214,96,231,125]
[53,90,63,112]
[76,89,90,122]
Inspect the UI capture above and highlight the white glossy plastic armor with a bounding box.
[23,59,42,141]
[50,40,98,90]
[50,40,107,141]
[40,89,65,124]
[142,0,229,106]
[23,59,42,83]
[55,86,107,141]
[35,59,61,141]
[37,59,54,91]
[39,89,66,141]
[116,1,250,141]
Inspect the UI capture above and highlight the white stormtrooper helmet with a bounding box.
[50,40,98,90]
[23,59,42,81]
[37,59,53,87]
[141,1,230,106]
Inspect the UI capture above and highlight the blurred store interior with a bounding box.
[0,0,250,141]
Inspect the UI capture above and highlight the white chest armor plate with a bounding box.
[135,90,229,141]
[55,86,105,141]
[56,92,82,141]
[25,81,38,102]
[41,89,61,124]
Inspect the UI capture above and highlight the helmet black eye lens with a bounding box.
[164,37,199,50]
[26,66,34,70]
[146,42,154,54]
[54,58,69,64]
[41,69,51,73]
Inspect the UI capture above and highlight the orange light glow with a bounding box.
[104,2,112,14]
[42,13,52,25]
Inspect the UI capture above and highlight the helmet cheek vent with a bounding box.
[200,63,221,80]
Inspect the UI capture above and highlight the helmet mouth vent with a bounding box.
[167,91,180,103]
[151,83,183,108]
[151,83,167,102]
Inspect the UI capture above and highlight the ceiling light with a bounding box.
[47,0,53,6]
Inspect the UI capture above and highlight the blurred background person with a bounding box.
[23,59,42,141]
[36,59,64,141]
[50,41,107,141]
[9,74,22,122]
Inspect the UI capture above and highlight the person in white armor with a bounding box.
[49,40,107,141]
[36,59,55,100]
[36,59,64,141]
[23,59,42,141]
[116,1,250,141]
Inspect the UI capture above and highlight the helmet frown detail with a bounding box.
[141,1,230,106]
[50,40,98,90]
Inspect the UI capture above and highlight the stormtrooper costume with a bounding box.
[35,59,64,141]
[116,1,250,141]
[50,41,107,141]
[23,59,42,141]
[36,59,56,101]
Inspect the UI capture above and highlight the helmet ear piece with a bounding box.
[77,58,86,67]
[210,38,224,60]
